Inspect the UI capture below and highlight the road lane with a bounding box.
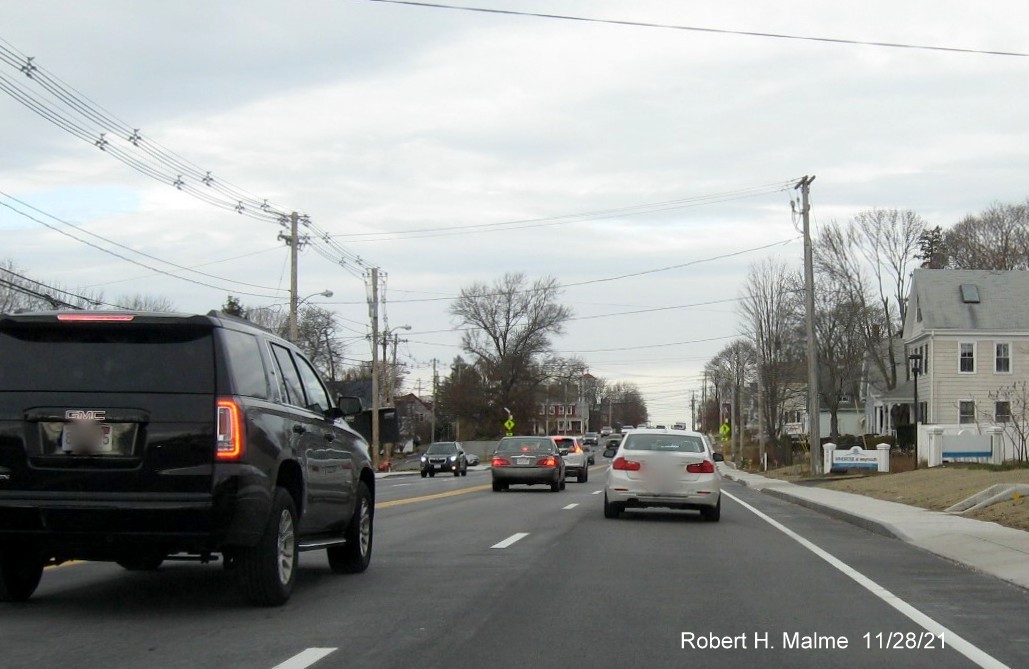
[2,468,1026,669]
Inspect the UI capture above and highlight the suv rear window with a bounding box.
[0,323,214,393]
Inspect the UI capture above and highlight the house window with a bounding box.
[996,343,1011,373]
[959,342,975,373]
[996,401,1012,423]
[959,401,976,424]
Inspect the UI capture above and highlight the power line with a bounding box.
[362,0,1029,58]
[0,198,284,298]
[329,180,798,242]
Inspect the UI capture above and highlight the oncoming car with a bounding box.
[420,441,468,477]
[490,436,566,492]
[603,428,723,521]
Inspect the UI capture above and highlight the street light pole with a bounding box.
[290,289,333,342]
[909,353,922,470]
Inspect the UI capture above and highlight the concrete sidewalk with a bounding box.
[720,465,1029,591]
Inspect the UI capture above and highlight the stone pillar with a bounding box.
[876,443,891,473]
[987,426,1005,465]
[823,442,836,474]
[926,426,945,467]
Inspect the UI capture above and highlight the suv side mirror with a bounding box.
[603,448,617,458]
[336,395,364,417]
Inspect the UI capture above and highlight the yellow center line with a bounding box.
[377,483,492,508]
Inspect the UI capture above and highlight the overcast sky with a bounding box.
[2,1,1027,423]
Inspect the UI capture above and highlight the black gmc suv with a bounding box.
[0,310,375,605]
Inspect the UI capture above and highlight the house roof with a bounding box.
[905,269,1029,336]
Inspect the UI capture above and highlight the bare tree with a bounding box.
[816,219,901,391]
[450,273,572,430]
[945,200,1029,270]
[115,293,176,312]
[706,339,756,462]
[739,258,805,450]
[988,381,1029,462]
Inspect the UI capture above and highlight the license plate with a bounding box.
[517,457,532,465]
[61,423,113,454]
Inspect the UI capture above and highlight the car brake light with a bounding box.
[57,313,135,322]
[612,457,641,471]
[491,457,511,467]
[572,445,582,453]
[686,460,716,474]
[216,398,244,461]
[537,456,557,467]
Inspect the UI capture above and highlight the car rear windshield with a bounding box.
[426,442,458,454]
[496,437,551,453]
[0,323,215,393]
[623,434,705,453]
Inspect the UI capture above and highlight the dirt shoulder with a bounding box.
[761,465,1029,532]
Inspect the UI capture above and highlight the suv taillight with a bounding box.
[612,457,641,471]
[216,398,244,461]
[686,460,716,474]
[491,457,511,467]
[572,445,582,453]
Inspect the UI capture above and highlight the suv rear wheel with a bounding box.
[236,487,297,606]
[328,482,373,574]
[0,543,44,602]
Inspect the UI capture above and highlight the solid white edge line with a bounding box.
[491,532,530,549]
[591,490,603,495]
[271,647,337,669]
[563,503,579,509]
[722,491,1009,669]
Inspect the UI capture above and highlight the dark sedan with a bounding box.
[490,436,566,492]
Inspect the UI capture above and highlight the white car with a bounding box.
[554,436,589,483]
[603,428,722,521]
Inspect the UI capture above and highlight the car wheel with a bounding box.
[428,470,435,478]
[560,478,566,490]
[492,480,503,492]
[603,494,623,519]
[116,554,165,571]
[235,487,297,606]
[0,543,44,602]
[420,471,427,478]
[701,496,721,523]
[461,465,467,477]
[577,468,587,483]
[328,481,374,574]
[551,478,561,492]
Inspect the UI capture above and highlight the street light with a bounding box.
[909,353,923,470]
[289,289,333,342]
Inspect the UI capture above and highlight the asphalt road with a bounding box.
[2,466,1027,669]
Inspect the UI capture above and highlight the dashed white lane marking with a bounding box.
[591,490,603,495]
[271,648,337,669]
[723,491,1009,669]
[563,503,579,510]
[392,483,412,487]
[491,532,530,549]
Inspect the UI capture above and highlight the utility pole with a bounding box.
[797,175,820,474]
[691,392,697,431]
[369,267,380,469]
[430,358,438,444]
[280,211,300,342]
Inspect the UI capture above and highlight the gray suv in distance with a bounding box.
[0,310,375,606]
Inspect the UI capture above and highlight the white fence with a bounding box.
[922,425,1006,467]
